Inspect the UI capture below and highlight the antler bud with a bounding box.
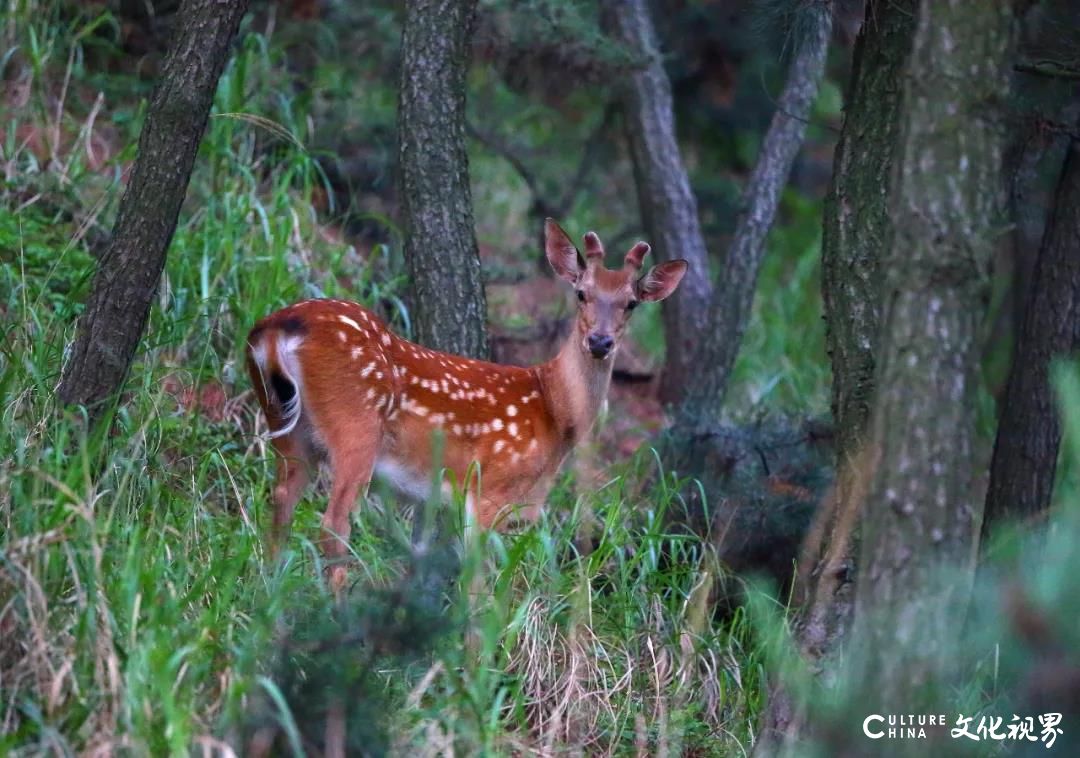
[624,241,650,270]
[583,231,605,261]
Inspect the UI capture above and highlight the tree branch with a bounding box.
[466,103,616,220]
[605,0,715,403]
[553,103,617,218]
[676,2,833,428]
[1015,58,1080,80]
[465,120,551,211]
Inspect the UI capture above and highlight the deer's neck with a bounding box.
[538,332,613,447]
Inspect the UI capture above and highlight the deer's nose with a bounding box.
[587,333,614,358]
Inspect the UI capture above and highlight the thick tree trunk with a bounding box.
[797,0,914,695]
[851,0,1012,710]
[676,4,832,428]
[821,0,915,465]
[983,137,1080,534]
[57,0,249,417]
[754,5,916,749]
[605,0,713,404]
[398,0,489,360]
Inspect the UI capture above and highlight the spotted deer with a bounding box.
[247,219,686,586]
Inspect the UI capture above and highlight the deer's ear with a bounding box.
[636,260,687,302]
[545,218,585,284]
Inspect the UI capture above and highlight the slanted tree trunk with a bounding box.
[983,136,1080,535]
[850,0,1012,710]
[608,1,830,417]
[605,0,713,404]
[753,5,918,749]
[676,4,833,428]
[398,0,489,360]
[58,0,249,418]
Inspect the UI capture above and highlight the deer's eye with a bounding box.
[576,290,586,303]
[626,300,638,312]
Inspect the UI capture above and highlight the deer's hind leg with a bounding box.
[268,433,314,557]
[319,414,382,593]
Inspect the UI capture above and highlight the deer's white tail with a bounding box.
[250,333,305,439]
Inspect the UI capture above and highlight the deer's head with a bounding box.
[544,218,687,362]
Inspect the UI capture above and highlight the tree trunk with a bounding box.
[57,0,249,418]
[753,5,916,749]
[981,0,1080,533]
[983,136,1080,534]
[398,0,489,360]
[821,0,916,466]
[676,4,832,428]
[995,0,1080,403]
[1004,117,1057,336]
[796,0,915,698]
[605,0,713,404]
[850,0,1012,710]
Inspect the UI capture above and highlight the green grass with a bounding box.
[0,308,764,755]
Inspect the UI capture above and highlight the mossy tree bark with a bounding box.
[606,0,713,404]
[398,0,489,360]
[799,0,916,687]
[821,0,916,467]
[983,136,1080,535]
[850,0,1012,710]
[58,0,249,419]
